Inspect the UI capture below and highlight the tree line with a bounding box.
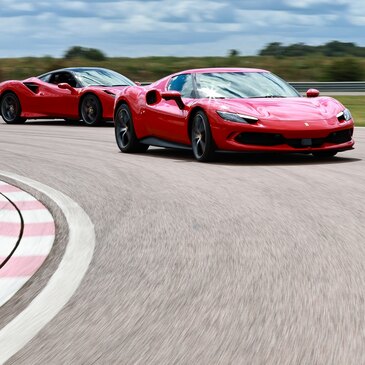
[259,41,365,57]
[0,42,364,82]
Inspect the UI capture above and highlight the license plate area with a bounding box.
[301,138,312,146]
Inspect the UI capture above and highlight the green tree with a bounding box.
[325,58,364,81]
[259,42,284,57]
[282,43,313,57]
[64,46,106,61]
[322,41,357,57]
[228,49,240,57]
[259,40,365,58]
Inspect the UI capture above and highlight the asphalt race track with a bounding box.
[0,118,365,364]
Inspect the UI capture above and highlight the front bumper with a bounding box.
[211,118,355,153]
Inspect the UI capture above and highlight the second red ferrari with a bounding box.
[0,67,134,126]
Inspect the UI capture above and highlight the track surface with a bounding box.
[0,118,364,364]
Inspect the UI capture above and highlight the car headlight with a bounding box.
[216,111,258,124]
[337,108,352,122]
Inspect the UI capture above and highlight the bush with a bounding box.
[325,58,364,81]
[64,46,106,61]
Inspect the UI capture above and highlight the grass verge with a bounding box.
[333,96,365,126]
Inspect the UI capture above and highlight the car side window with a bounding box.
[167,74,195,98]
[48,72,78,88]
[38,74,51,82]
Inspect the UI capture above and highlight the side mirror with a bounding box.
[58,83,77,95]
[306,88,320,98]
[135,81,141,86]
[161,91,185,110]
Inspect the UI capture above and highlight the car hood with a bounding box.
[210,97,344,121]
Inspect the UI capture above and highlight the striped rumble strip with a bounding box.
[0,181,55,306]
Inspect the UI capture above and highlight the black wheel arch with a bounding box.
[0,90,19,110]
[0,90,25,122]
[187,107,208,142]
[114,98,131,120]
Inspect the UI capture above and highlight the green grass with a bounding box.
[1,55,365,82]
[334,96,365,126]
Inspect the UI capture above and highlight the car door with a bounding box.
[37,71,80,117]
[144,73,194,144]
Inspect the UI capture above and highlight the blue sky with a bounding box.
[0,0,364,58]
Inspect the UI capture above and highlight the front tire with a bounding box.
[1,92,26,124]
[312,151,338,158]
[191,110,215,162]
[114,104,148,153]
[80,94,103,126]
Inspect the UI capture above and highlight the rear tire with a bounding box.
[80,94,103,126]
[191,110,215,162]
[312,151,338,158]
[1,92,26,124]
[114,104,149,153]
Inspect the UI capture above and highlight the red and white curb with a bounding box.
[0,181,55,306]
[0,172,95,364]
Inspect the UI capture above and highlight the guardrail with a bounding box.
[289,81,365,93]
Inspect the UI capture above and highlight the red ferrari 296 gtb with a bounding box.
[113,67,354,161]
[0,67,135,126]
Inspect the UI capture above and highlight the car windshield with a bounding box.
[75,69,135,87]
[195,72,300,99]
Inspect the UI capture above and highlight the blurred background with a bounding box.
[1,0,365,81]
[0,0,364,122]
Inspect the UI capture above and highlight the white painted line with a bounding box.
[0,236,18,258]
[0,236,55,257]
[0,171,95,364]
[22,210,53,224]
[1,192,39,202]
[0,210,19,222]
[0,278,30,306]
[0,209,53,223]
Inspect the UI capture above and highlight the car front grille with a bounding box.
[235,128,353,148]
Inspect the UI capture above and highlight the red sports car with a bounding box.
[114,67,354,162]
[0,67,134,125]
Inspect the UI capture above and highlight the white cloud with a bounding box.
[0,0,34,11]
[59,1,88,11]
[283,0,346,8]
[0,16,28,35]
[0,0,364,57]
[346,2,365,25]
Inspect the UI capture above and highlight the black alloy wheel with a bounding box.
[114,103,148,153]
[1,92,26,124]
[80,94,103,126]
[191,110,215,162]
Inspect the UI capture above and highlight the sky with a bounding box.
[0,0,365,58]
